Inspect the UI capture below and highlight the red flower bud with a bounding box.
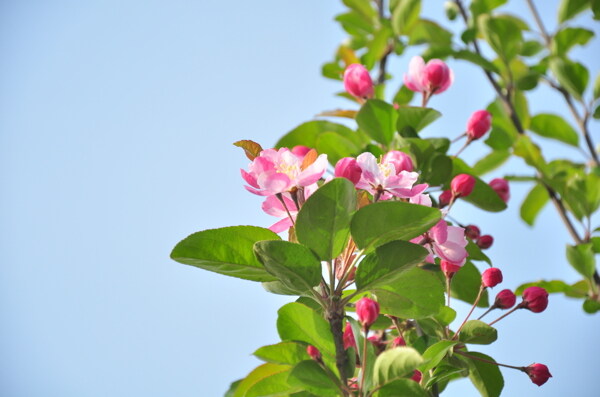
[477,235,494,249]
[334,157,362,185]
[482,267,503,288]
[424,60,452,93]
[411,370,423,383]
[494,289,516,309]
[382,150,414,173]
[306,345,321,361]
[439,190,452,208]
[392,336,406,347]
[343,64,374,99]
[368,335,385,354]
[466,110,492,140]
[489,178,510,203]
[465,225,481,240]
[525,363,552,386]
[356,297,380,329]
[451,174,476,198]
[291,145,312,157]
[521,286,549,313]
[343,324,356,350]
[440,260,462,278]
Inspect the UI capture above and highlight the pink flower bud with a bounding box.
[334,157,362,185]
[482,267,503,288]
[477,235,494,249]
[489,178,510,203]
[466,110,492,140]
[423,60,452,94]
[356,297,380,329]
[343,64,374,99]
[465,225,481,240]
[306,345,321,361]
[441,260,462,278]
[368,335,385,354]
[343,324,356,350]
[411,370,423,383]
[291,145,312,157]
[494,289,516,309]
[521,287,549,313]
[439,190,452,208]
[525,363,552,386]
[382,151,414,173]
[392,336,406,347]
[451,174,476,198]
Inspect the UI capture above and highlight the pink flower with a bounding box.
[343,324,356,349]
[404,56,453,96]
[382,151,413,173]
[410,193,432,207]
[489,178,510,203]
[525,363,552,386]
[465,225,481,240]
[441,260,462,278]
[261,184,317,233]
[521,287,549,313]
[477,235,494,249]
[482,267,503,288]
[451,174,476,198]
[241,148,328,196]
[466,110,492,140]
[334,157,362,185]
[306,345,321,361]
[494,289,516,309]
[355,152,427,199]
[343,64,374,99]
[356,297,380,329]
[414,219,468,266]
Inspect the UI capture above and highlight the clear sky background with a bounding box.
[1,1,599,396]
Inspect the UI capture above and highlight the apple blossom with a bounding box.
[382,150,413,173]
[441,260,462,278]
[404,56,453,96]
[343,64,374,99]
[414,219,468,266]
[334,157,362,185]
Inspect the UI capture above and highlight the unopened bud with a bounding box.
[334,157,362,185]
[477,235,494,249]
[482,267,503,288]
[465,225,481,240]
[306,345,321,361]
[383,150,414,173]
[521,286,549,313]
[343,324,356,350]
[466,110,492,140]
[424,60,452,93]
[343,64,374,99]
[368,335,385,354]
[451,174,476,198]
[441,260,462,278]
[392,336,406,347]
[411,370,423,383]
[525,363,552,386]
[439,190,452,208]
[494,289,516,309]
[489,178,510,203]
[356,297,380,329]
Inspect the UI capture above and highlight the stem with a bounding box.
[359,327,369,396]
[476,305,496,321]
[452,285,484,340]
[453,139,470,158]
[488,305,521,327]
[326,303,349,396]
[275,193,296,227]
[451,132,467,144]
[455,350,526,371]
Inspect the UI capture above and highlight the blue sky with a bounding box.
[1,1,599,396]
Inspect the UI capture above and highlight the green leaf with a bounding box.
[558,0,590,23]
[356,99,398,145]
[552,27,594,55]
[254,342,310,365]
[373,347,424,386]
[225,380,242,397]
[350,201,441,250]
[520,183,549,226]
[233,363,296,397]
[315,132,359,165]
[566,243,596,279]
[466,241,492,264]
[343,0,377,19]
[467,352,504,397]
[336,11,375,37]
[470,0,507,15]
[513,134,546,171]
[550,58,589,100]
[422,153,453,186]
[420,340,458,372]
[277,303,336,359]
[583,298,600,313]
[478,14,522,62]
[295,178,357,260]
[375,268,445,319]
[171,226,280,282]
[594,104,600,119]
[396,106,442,133]
[254,241,321,294]
[363,26,393,70]
[472,150,510,176]
[408,19,452,47]
[263,280,308,296]
[515,279,588,298]
[376,379,428,397]
[520,40,545,57]
[594,72,600,100]
[451,159,507,212]
[450,261,489,307]
[392,0,421,35]
[355,240,428,292]
[529,113,579,146]
[393,85,415,106]
[347,317,377,391]
[453,50,500,74]
[592,236,600,253]
[288,360,340,396]
[459,320,498,344]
